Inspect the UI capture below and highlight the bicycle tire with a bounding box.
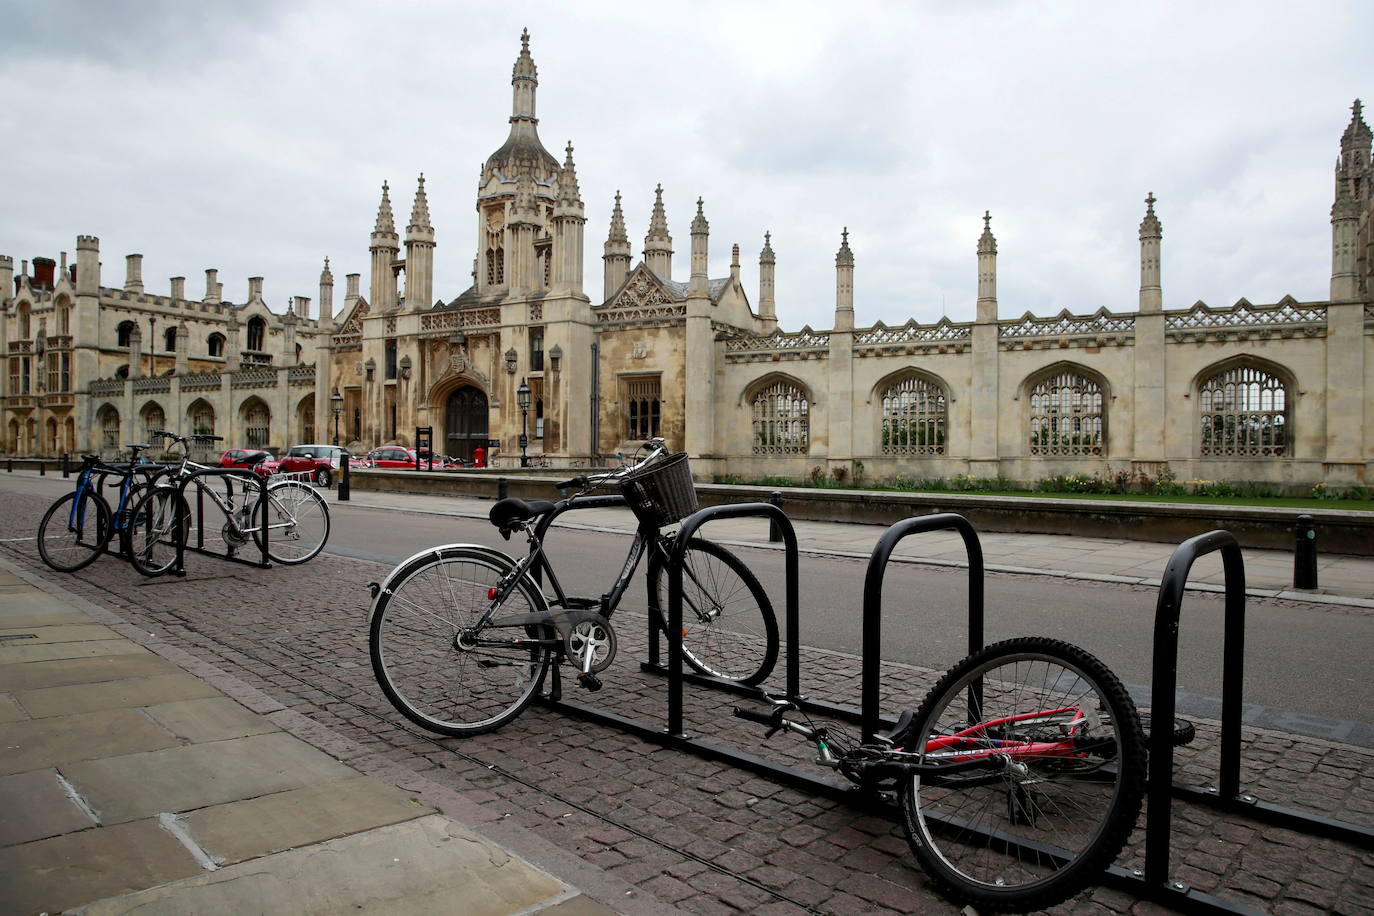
[125,487,191,578]
[650,538,779,686]
[37,490,112,572]
[899,637,1146,913]
[250,480,330,564]
[370,545,553,736]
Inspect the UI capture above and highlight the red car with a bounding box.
[278,444,352,485]
[219,448,280,476]
[366,446,420,468]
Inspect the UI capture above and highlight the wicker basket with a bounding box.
[620,451,698,528]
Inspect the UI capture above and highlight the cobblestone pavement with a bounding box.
[7,489,1374,915]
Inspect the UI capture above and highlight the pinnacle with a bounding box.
[409,173,431,230]
[607,190,628,244]
[374,181,396,235]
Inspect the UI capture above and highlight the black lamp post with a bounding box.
[330,390,343,447]
[516,378,531,468]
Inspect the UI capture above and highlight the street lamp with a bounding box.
[516,378,531,468]
[330,390,343,447]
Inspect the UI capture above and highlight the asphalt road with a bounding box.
[317,497,1374,747]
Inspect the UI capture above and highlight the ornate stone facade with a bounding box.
[3,36,1371,489]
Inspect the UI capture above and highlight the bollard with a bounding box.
[768,491,784,542]
[338,460,351,501]
[1294,515,1318,589]
[6,459,11,472]
[497,477,508,501]
[62,453,70,478]
[39,461,45,476]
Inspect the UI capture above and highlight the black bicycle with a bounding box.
[36,446,168,572]
[369,439,780,736]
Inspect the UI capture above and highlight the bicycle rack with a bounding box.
[164,467,271,575]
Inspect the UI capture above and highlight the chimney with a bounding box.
[345,273,361,309]
[248,276,264,302]
[32,257,56,290]
[125,254,144,292]
[170,276,186,300]
[204,269,221,303]
[293,295,312,319]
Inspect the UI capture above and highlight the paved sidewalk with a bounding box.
[335,485,1374,608]
[0,559,637,916]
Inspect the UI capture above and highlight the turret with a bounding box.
[689,198,709,297]
[758,232,776,322]
[1138,194,1163,313]
[602,191,632,299]
[75,235,99,296]
[0,255,13,302]
[551,142,586,295]
[976,211,998,322]
[834,228,854,330]
[644,184,673,280]
[405,174,435,310]
[319,257,335,326]
[1332,99,1371,300]
[370,181,400,310]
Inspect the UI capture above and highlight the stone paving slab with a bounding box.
[15,671,222,717]
[0,651,181,691]
[74,815,582,916]
[0,816,203,915]
[143,696,280,742]
[181,775,433,865]
[0,693,23,722]
[0,622,120,644]
[62,731,361,825]
[0,707,180,775]
[0,637,148,664]
[0,767,98,846]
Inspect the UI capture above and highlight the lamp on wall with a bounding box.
[516,378,531,468]
[548,344,562,371]
[364,357,376,380]
[504,347,518,374]
[398,355,412,380]
[330,390,343,446]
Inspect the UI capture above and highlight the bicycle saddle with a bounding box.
[489,497,555,534]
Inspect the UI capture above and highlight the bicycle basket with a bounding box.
[619,451,698,527]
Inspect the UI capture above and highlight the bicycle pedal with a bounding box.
[576,672,602,692]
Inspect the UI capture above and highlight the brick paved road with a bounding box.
[7,488,1373,915]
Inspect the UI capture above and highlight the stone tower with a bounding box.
[1331,99,1371,300]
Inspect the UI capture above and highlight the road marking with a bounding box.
[0,537,36,542]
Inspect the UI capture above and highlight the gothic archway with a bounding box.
[445,386,489,463]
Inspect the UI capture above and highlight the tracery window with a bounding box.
[752,380,810,455]
[100,407,120,453]
[243,400,271,449]
[880,375,947,455]
[141,403,166,442]
[624,376,661,440]
[189,401,215,437]
[1028,370,1104,456]
[246,317,266,351]
[18,303,31,339]
[1198,364,1289,457]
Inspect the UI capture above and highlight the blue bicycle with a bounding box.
[36,446,170,572]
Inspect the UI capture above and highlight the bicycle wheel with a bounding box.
[899,637,1146,913]
[251,480,330,564]
[651,538,778,686]
[37,490,112,572]
[370,546,553,736]
[125,487,190,578]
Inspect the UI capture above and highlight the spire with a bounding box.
[644,184,673,279]
[646,184,670,241]
[607,190,628,244]
[1139,193,1162,238]
[374,181,396,235]
[691,196,709,234]
[689,198,709,294]
[1138,194,1162,313]
[760,230,775,264]
[558,142,582,206]
[758,231,777,324]
[1342,98,1370,146]
[408,174,431,231]
[978,210,998,255]
[321,256,333,282]
[835,227,854,267]
[510,28,539,123]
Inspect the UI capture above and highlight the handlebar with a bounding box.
[553,440,669,496]
[733,706,781,728]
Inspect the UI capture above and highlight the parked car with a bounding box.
[366,446,420,469]
[219,448,279,476]
[278,444,352,485]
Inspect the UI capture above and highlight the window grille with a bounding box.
[8,358,19,394]
[486,247,505,285]
[1198,365,1288,457]
[244,402,270,448]
[142,405,165,443]
[190,404,215,437]
[880,375,947,455]
[624,376,661,440]
[246,317,266,352]
[752,380,810,455]
[1028,371,1104,456]
[60,353,70,392]
[100,409,120,453]
[530,328,544,372]
[47,354,59,392]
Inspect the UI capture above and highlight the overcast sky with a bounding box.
[2,1,1368,330]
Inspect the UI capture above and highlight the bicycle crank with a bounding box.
[565,620,616,677]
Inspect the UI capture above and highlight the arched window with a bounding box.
[624,376,661,440]
[98,406,120,453]
[140,402,166,443]
[18,303,31,339]
[1027,369,1104,456]
[242,398,271,449]
[486,247,505,285]
[208,333,225,357]
[751,379,810,455]
[164,327,178,352]
[246,316,266,351]
[1198,363,1289,457]
[57,302,70,335]
[880,374,947,455]
[117,320,137,348]
[188,400,215,437]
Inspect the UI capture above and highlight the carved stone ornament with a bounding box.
[632,340,649,359]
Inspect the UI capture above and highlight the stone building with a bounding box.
[2,33,1372,489]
